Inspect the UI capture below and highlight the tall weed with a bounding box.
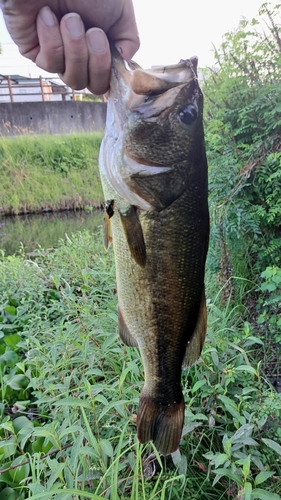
[0,232,280,499]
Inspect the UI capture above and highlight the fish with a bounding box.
[98,48,209,455]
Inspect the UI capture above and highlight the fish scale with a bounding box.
[99,48,209,455]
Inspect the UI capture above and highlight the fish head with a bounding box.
[100,48,206,210]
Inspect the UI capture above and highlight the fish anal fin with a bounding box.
[183,288,207,368]
[119,206,146,268]
[137,390,185,455]
[118,307,138,347]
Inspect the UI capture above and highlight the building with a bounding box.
[0,74,72,103]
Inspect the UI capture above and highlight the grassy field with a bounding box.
[0,133,104,215]
[0,231,280,499]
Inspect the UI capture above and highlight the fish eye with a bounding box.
[178,105,197,125]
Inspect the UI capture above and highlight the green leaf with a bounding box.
[243,481,252,500]
[53,397,92,409]
[254,471,275,486]
[99,439,113,458]
[191,380,207,393]
[4,334,21,348]
[59,425,83,439]
[1,350,18,367]
[0,487,18,500]
[13,416,34,435]
[46,461,65,491]
[242,454,251,478]
[251,488,280,500]
[69,433,84,473]
[232,424,254,443]
[97,399,127,421]
[0,438,17,459]
[4,306,17,316]
[8,456,30,484]
[181,422,202,436]
[218,395,241,420]
[218,395,238,410]
[212,468,243,486]
[6,374,28,390]
[261,438,281,456]
[261,282,276,292]
[189,413,208,421]
[25,488,114,499]
[243,336,263,346]
[175,454,187,476]
[32,437,45,453]
[236,365,257,375]
[214,453,229,468]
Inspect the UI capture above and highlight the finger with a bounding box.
[35,6,65,73]
[114,36,140,63]
[108,0,140,61]
[59,13,89,90]
[86,28,111,95]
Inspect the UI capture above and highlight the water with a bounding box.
[0,211,104,256]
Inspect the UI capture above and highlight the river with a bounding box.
[0,211,104,256]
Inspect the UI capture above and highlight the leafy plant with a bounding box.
[257,266,281,343]
[203,2,281,280]
[0,233,280,499]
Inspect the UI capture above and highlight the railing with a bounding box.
[0,76,90,103]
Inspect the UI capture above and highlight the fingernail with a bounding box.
[40,6,56,27]
[65,13,84,38]
[87,28,107,53]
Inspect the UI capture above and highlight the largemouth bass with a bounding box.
[99,49,209,455]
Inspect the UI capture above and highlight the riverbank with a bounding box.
[0,133,104,215]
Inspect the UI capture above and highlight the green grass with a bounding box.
[0,133,104,215]
[0,232,281,499]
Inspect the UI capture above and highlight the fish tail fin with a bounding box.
[137,391,185,455]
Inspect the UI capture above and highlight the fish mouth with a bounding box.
[109,45,199,126]
[110,44,198,95]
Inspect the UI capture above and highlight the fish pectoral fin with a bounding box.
[183,288,207,368]
[119,206,146,268]
[103,212,113,250]
[103,200,114,250]
[137,390,185,455]
[118,307,138,347]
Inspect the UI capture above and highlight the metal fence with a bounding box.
[0,75,90,103]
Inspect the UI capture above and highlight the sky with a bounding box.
[0,0,266,78]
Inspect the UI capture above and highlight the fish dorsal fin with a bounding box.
[119,206,146,268]
[182,288,207,368]
[118,307,138,347]
[103,200,114,250]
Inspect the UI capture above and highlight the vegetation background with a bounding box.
[0,2,281,499]
[0,133,103,215]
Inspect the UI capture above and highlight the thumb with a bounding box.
[114,37,140,62]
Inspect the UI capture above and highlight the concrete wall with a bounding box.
[0,101,107,136]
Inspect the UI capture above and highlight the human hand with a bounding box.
[0,0,140,94]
